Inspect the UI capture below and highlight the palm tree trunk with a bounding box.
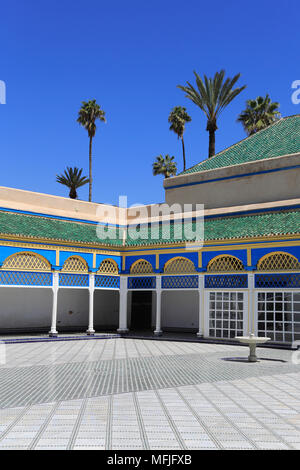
[208,129,215,158]
[181,137,186,171]
[89,136,93,202]
[69,188,77,199]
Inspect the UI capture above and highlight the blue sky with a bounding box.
[0,0,299,206]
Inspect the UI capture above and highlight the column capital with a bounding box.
[198,273,204,289]
[120,275,127,289]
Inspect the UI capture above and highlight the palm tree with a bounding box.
[178,70,246,158]
[168,106,191,171]
[153,155,177,178]
[56,167,89,199]
[77,100,106,201]
[237,95,281,136]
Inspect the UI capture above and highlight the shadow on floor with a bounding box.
[222,357,287,363]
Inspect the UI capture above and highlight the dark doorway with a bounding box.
[131,291,152,329]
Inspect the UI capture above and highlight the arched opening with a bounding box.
[1,252,51,271]
[257,252,300,271]
[61,256,88,273]
[164,257,196,274]
[130,259,154,275]
[207,255,244,272]
[97,259,119,275]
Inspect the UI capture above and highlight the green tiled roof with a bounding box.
[126,210,300,246]
[0,209,299,247]
[180,115,300,175]
[0,211,124,247]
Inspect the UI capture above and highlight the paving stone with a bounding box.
[0,338,299,450]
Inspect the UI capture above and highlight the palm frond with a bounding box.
[237,94,281,135]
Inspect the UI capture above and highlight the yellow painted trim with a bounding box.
[56,249,60,266]
[156,254,159,270]
[122,255,126,271]
[198,252,202,269]
[1,232,300,252]
[124,240,300,257]
[93,253,96,269]
[0,238,123,256]
[247,248,251,267]
[1,234,300,258]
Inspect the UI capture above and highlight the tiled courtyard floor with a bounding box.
[0,338,300,450]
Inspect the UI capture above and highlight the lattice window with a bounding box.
[128,277,156,289]
[255,273,300,289]
[62,256,88,273]
[257,253,300,271]
[1,252,51,271]
[207,255,244,272]
[97,259,119,275]
[257,291,300,343]
[59,273,89,287]
[205,274,248,289]
[95,275,120,289]
[0,271,52,286]
[162,275,198,289]
[208,292,244,339]
[130,260,153,275]
[164,257,196,274]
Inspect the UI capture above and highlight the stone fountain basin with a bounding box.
[235,336,270,345]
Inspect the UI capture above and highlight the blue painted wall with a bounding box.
[0,246,56,265]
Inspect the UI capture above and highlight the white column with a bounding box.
[49,271,59,337]
[248,272,255,335]
[154,276,162,336]
[197,274,204,338]
[117,276,129,333]
[87,273,95,335]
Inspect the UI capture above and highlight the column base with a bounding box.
[248,355,258,362]
[86,329,95,336]
[196,332,203,338]
[154,330,163,336]
[49,331,58,337]
[117,328,129,334]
